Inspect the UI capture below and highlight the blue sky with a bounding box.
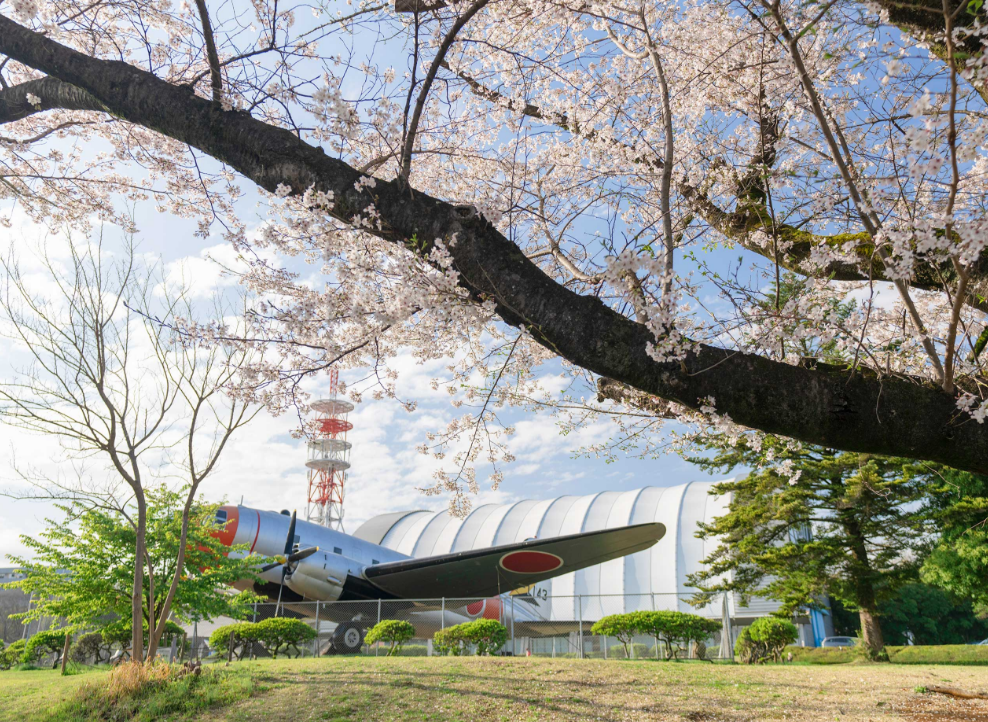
[0,178,728,563]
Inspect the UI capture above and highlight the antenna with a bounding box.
[304,368,353,530]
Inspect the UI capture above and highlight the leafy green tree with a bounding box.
[0,640,25,670]
[433,625,468,657]
[366,620,415,657]
[254,618,315,659]
[22,629,66,666]
[837,584,988,646]
[919,468,988,616]
[687,438,935,657]
[633,611,720,660]
[4,487,262,638]
[69,632,113,665]
[747,618,797,662]
[591,614,639,659]
[462,620,508,656]
[209,622,262,661]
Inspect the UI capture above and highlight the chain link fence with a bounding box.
[182,593,744,661]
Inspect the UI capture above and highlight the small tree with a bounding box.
[366,620,415,657]
[22,629,66,666]
[462,620,508,656]
[6,488,262,643]
[254,618,315,659]
[0,640,25,670]
[70,632,113,665]
[633,611,718,660]
[433,625,468,657]
[746,618,797,662]
[209,623,261,661]
[591,614,638,659]
[0,241,257,662]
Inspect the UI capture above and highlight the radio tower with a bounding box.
[305,369,353,530]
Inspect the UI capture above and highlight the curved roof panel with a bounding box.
[359,482,767,617]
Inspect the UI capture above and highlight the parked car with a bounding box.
[820,636,857,648]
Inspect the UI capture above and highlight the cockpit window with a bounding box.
[215,509,227,525]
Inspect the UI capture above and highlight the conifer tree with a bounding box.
[687,438,935,657]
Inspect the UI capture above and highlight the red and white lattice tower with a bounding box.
[305,369,353,530]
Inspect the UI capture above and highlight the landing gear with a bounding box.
[331,622,365,655]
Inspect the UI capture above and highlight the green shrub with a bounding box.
[634,611,721,659]
[0,640,25,670]
[433,624,468,656]
[462,619,508,656]
[70,632,113,665]
[365,620,415,657]
[748,618,798,662]
[253,618,315,659]
[591,614,638,659]
[208,622,261,661]
[887,644,988,665]
[735,618,798,664]
[22,629,66,665]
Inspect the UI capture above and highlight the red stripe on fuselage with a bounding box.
[249,509,261,553]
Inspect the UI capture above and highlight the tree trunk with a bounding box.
[60,632,72,675]
[132,496,147,664]
[858,606,885,657]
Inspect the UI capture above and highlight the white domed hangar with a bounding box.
[354,482,833,647]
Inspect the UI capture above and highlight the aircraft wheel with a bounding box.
[332,622,365,655]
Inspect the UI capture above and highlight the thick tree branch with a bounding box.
[1,16,988,472]
[193,0,224,104]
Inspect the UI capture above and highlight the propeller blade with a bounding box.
[284,510,298,557]
[258,560,283,573]
[287,546,319,563]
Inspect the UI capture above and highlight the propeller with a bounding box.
[257,511,319,617]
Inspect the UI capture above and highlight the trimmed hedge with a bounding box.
[433,620,509,656]
[366,620,415,657]
[789,644,988,665]
[736,618,798,664]
[22,629,66,665]
[592,611,720,660]
[0,640,25,670]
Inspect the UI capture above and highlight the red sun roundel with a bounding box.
[499,550,563,574]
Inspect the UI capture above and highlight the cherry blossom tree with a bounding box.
[0,0,987,511]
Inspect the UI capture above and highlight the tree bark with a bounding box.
[2,17,988,471]
[132,496,147,664]
[858,606,885,657]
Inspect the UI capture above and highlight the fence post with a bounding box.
[441,597,445,631]
[314,600,321,657]
[722,593,734,662]
[510,595,515,656]
[577,595,584,659]
[251,602,258,660]
[376,598,381,657]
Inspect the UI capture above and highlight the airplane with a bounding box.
[211,504,665,654]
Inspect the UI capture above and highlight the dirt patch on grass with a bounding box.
[895,697,988,721]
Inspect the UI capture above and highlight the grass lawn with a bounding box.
[4,657,988,721]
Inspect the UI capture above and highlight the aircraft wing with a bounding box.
[361,522,665,599]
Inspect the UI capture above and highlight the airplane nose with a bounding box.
[211,505,240,547]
